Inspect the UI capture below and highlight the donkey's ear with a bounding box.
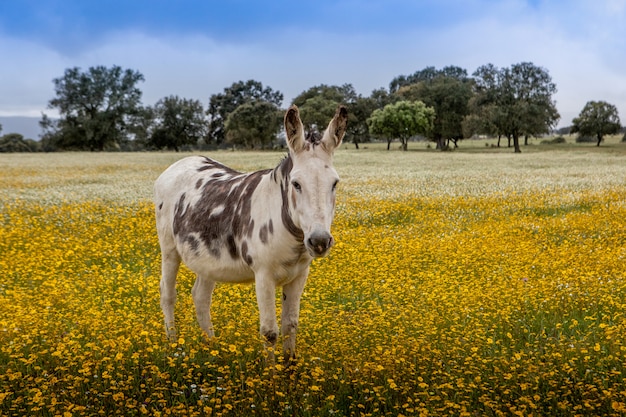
[321,105,348,154]
[284,105,306,153]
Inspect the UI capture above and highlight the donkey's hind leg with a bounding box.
[192,275,216,338]
[160,246,181,342]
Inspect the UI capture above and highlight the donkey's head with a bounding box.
[284,105,348,258]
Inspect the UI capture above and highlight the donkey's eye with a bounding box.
[332,180,339,191]
[292,181,302,192]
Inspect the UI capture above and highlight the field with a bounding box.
[1,139,626,416]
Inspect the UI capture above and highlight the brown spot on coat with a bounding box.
[172,193,187,236]
[241,241,253,265]
[226,235,238,258]
[281,188,304,240]
[247,219,255,239]
[185,235,200,253]
[278,157,304,242]
[259,224,268,244]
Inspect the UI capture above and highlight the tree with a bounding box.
[127,105,156,149]
[224,101,281,149]
[390,66,438,93]
[295,94,342,134]
[292,83,375,148]
[571,101,621,146]
[464,64,505,143]
[395,66,473,149]
[207,80,283,145]
[468,62,559,153]
[0,133,39,152]
[370,88,393,109]
[507,62,560,148]
[42,66,144,150]
[367,100,435,151]
[292,84,357,131]
[39,114,60,152]
[346,95,380,149]
[148,96,207,151]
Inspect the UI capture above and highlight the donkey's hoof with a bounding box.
[165,323,178,342]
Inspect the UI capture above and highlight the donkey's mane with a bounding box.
[305,129,322,145]
[272,153,293,183]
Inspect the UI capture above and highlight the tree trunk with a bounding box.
[497,135,501,147]
[524,135,529,146]
[597,134,602,147]
[513,134,522,153]
[435,134,445,150]
[387,139,392,150]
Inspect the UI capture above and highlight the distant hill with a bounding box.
[0,116,42,140]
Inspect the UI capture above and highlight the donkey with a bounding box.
[154,105,348,363]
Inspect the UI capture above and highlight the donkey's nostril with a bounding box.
[308,232,333,255]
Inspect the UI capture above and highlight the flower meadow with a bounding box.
[1,149,626,416]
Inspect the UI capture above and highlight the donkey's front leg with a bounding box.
[281,271,308,365]
[255,275,279,363]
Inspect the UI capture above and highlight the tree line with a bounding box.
[1,63,624,153]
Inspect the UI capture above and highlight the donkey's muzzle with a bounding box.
[307,231,334,257]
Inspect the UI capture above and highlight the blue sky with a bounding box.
[1,0,625,129]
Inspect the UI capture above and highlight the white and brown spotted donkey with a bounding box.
[154,105,348,364]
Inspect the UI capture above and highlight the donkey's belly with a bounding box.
[183,251,256,283]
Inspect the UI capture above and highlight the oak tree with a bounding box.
[207,80,282,145]
[148,96,207,151]
[224,100,282,149]
[395,66,473,149]
[469,62,559,153]
[571,101,621,146]
[367,100,435,151]
[42,66,144,150]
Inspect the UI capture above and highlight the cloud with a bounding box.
[0,37,66,117]
[1,0,625,128]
